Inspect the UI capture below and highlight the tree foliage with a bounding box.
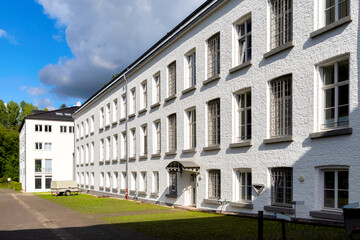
[60,104,66,109]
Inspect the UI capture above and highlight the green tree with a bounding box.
[19,101,38,124]
[6,101,20,128]
[60,104,66,109]
[0,100,7,127]
[43,108,49,111]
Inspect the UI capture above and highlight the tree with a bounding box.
[60,104,66,109]
[6,101,20,128]
[19,101,38,124]
[0,100,7,127]
[43,108,49,111]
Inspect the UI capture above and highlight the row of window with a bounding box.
[34,159,52,173]
[35,142,52,151]
[35,124,74,133]
[35,175,52,189]
[76,167,349,210]
[76,116,95,139]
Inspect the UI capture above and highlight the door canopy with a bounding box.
[166,161,200,173]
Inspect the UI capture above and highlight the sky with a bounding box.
[0,0,204,110]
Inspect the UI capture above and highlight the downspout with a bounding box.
[124,69,129,200]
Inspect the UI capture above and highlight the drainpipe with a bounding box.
[124,69,129,200]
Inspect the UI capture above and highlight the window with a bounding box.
[121,172,127,189]
[69,126,74,133]
[121,132,127,159]
[141,125,148,155]
[153,73,161,103]
[168,62,176,97]
[270,0,292,50]
[35,159,42,172]
[76,125,79,139]
[35,124,42,132]
[113,172,118,189]
[113,99,118,123]
[207,33,220,79]
[44,125,52,132]
[106,103,110,126]
[185,51,196,88]
[81,122,84,136]
[153,120,161,154]
[91,115,94,132]
[86,119,89,135]
[100,107,105,128]
[131,172,137,191]
[169,172,177,195]
[100,172,104,188]
[60,126,67,133]
[270,76,292,137]
[321,59,349,129]
[141,82,147,109]
[131,88,136,115]
[35,142,43,150]
[322,169,348,209]
[271,168,292,206]
[44,143,52,151]
[105,172,111,188]
[81,146,84,164]
[236,170,252,202]
[153,171,159,193]
[90,142,94,164]
[235,90,251,141]
[85,144,89,164]
[85,172,89,186]
[121,94,126,119]
[208,170,221,199]
[168,114,177,152]
[100,139,104,162]
[131,129,136,158]
[76,147,80,165]
[208,99,220,146]
[324,0,349,26]
[186,108,196,149]
[91,172,95,186]
[45,176,52,189]
[235,17,251,65]
[113,135,118,160]
[45,159,52,173]
[140,172,147,192]
[35,176,42,189]
[106,137,110,161]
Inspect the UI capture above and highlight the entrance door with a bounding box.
[188,174,196,207]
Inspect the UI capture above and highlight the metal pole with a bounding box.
[281,213,286,240]
[258,211,263,240]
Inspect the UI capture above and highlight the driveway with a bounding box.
[0,188,155,240]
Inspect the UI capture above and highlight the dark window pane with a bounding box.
[324,65,334,85]
[246,92,251,107]
[338,190,348,208]
[338,171,349,190]
[338,84,349,106]
[338,60,349,82]
[35,178,42,189]
[247,187,252,200]
[246,21,251,33]
[338,0,349,20]
[324,190,335,208]
[324,171,335,189]
[338,106,349,125]
[46,177,52,189]
[325,88,335,108]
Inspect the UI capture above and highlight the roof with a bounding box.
[19,106,80,132]
[75,0,225,116]
[166,161,200,173]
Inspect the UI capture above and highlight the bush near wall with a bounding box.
[10,181,22,191]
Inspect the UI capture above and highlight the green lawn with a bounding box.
[35,193,169,214]
[36,193,359,240]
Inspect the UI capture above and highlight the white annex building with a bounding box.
[19,107,78,192]
[74,0,359,221]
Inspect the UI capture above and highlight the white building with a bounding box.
[19,107,78,192]
[74,0,359,222]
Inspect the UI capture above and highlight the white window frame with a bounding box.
[167,62,176,97]
[121,94,126,119]
[207,33,220,79]
[184,49,196,89]
[112,172,118,189]
[318,0,350,28]
[131,172,137,191]
[100,172,104,188]
[235,169,252,202]
[153,120,161,154]
[185,107,196,149]
[208,169,221,199]
[234,88,251,142]
[86,119,89,135]
[207,99,220,146]
[140,81,147,110]
[90,142,94,164]
[130,128,136,158]
[153,171,160,194]
[106,137,110,161]
[130,88,136,115]
[112,134,118,160]
[140,172,147,192]
[85,144,89,164]
[105,103,110,126]
[152,73,161,104]
[168,172,177,195]
[121,172,127,189]
[100,107,105,128]
[100,139,104,162]
[269,0,292,50]
[91,115,94,133]
[91,172,95,186]
[233,13,252,66]
[112,99,118,123]
[270,167,292,207]
[168,114,177,152]
[141,124,148,156]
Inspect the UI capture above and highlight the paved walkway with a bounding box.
[0,188,156,240]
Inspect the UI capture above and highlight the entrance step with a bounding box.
[173,205,198,212]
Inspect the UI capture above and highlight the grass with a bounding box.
[35,193,169,215]
[36,193,360,240]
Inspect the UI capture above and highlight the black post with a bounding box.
[281,219,286,240]
[258,211,263,240]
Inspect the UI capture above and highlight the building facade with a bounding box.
[19,107,78,192]
[74,0,359,221]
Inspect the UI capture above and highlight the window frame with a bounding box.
[235,169,252,202]
[207,98,221,146]
[141,81,147,110]
[141,124,148,155]
[153,120,161,154]
[185,49,196,89]
[167,62,177,97]
[168,172,177,195]
[208,169,221,199]
[234,89,252,142]
[168,114,177,152]
[185,107,196,149]
[270,167,293,207]
[152,73,161,104]
[207,33,221,79]
[234,13,252,66]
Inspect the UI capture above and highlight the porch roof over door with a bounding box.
[166,161,200,173]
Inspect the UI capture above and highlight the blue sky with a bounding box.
[0,0,203,110]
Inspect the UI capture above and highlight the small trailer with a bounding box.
[51,180,79,196]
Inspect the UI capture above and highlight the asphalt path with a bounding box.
[0,188,155,240]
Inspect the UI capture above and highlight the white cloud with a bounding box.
[27,87,46,96]
[36,0,204,100]
[74,101,82,107]
[0,28,17,44]
[34,98,55,110]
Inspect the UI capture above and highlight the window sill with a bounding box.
[99,160,104,164]
[182,148,196,154]
[151,153,161,158]
[128,113,136,119]
[105,187,111,191]
[99,187,104,191]
[263,136,294,144]
[264,205,295,214]
[229,60,252,74]
[309,210,343,221]
[120,158,126,162]
[203,198,221,205]
[99,127,104,131]
[164,94,176,102]
[112,188,118,192]
[90,162,94,166]
[129,156,136,161]
[165,151,177,156]
[112,158,118,163]
[139,155,148,160]
[309,127,352,139]
[138,191,147,195]
[105,159,111,163]
[310,15,352,38]
[85,134,89,138]
[150,192,159,197]
[76,139,79,142]
[90,185,94,190]
[119,117,126,123]
[165,193,178,198]
[203,74,220,85]
[80,137,84,140]
[105,124,110,128]
[150,102,160,109]
[182,85,196,95]
[229,140,252,148]
[112,121,117,126]
[203,145,221,151]
[129,190,137,194]
[264,41,295,59]
[90,131,94,135]
[229,201,253,209]
[138,108,147,114]
[120,189,126,193]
